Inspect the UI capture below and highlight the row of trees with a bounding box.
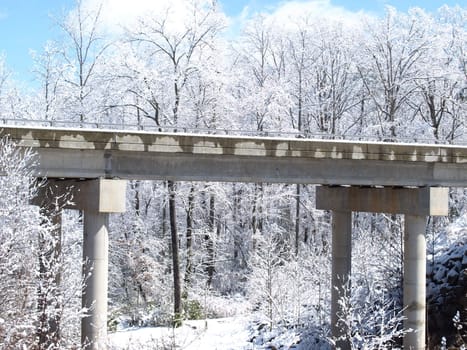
[0,0,466,347]
[1,1,464,143]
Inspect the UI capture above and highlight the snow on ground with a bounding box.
[109,317,255,350]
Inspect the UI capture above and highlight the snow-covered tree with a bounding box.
[0,137,83,348]
[248,225,291,329]
[331,279,409,350]
[231,15,291,132]
[0,137,41,347]
[357,7,430,139]
[54,0,111,123]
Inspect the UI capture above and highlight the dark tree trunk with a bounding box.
[184,185,195,293]
[232,184,244,267]
[162,182,168,238]
[205,193,216,286]
[295,184,301,255]
[132,180,140,217]
[251,183,264,234]
[168,180,182,326]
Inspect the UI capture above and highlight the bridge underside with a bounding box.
[35,148,467,187]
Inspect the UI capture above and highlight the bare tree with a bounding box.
[126,0,224,127]
[31,42,68,121]
[56,0,111,123]
[357,7,429,138]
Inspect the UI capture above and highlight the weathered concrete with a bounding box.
[2,126,467,186]
[34,179,126,213]
[316,186,449,215]
[316,186,448,350]
[404,215,427,350]
[76,179,126,349]
[32,179,126,350]
[74,179,127,213]
[82,211,109,349]
[331,211,352,350]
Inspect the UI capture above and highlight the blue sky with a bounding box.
[0,0,463,85]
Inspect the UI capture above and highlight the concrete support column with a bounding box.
[403,215,427,350]
[331,210,352,350]
[82,211,109,349]
[76,179,126,350]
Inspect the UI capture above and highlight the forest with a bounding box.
[0,0,466,348]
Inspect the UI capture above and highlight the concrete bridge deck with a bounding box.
[2,125,467,186]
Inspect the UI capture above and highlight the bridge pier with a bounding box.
[316,186,448,350]
[330,210,352,350]
[81,210,110,349]
[34,179,126,349]
[404,215,428,350]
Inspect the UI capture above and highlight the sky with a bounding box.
[0,0,464,85]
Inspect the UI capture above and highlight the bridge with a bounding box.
[2,125,467,350]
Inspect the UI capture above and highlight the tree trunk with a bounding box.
[205,192,216,286]
[168,180,182,326]
[162,182,168,238]
[252,183,264,234]
[201,186,216,287]
[184,185,195,294]
[295,184,301,255]
[132,180,140,217]
[232,184,245,268]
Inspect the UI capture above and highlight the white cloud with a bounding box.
[223,4,252,38]
[227,0,371,33]
[81,0,213,34]
[269,0,370,29]
[77,0,371,38]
